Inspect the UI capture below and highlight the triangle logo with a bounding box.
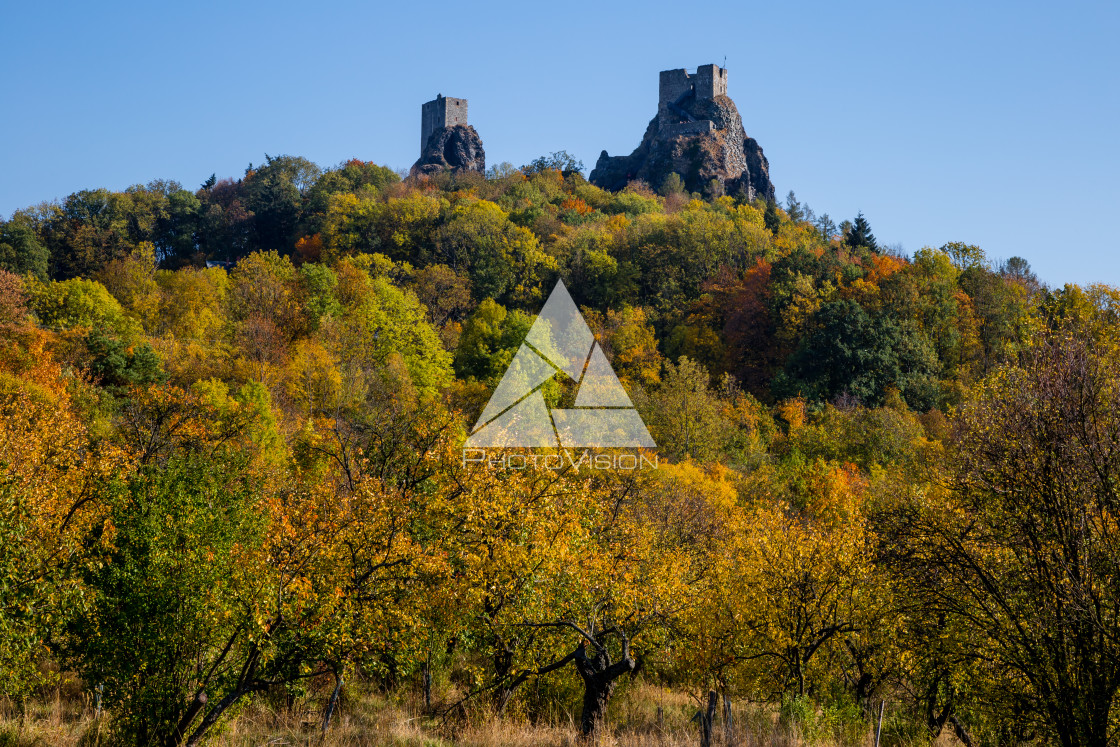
[466,280,656,449]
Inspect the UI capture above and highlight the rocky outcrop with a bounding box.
[589,94,774,201]
[410,124,486,177]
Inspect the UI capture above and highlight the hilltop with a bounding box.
[590,64,774,200]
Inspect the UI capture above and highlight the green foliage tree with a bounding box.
[303,159,399,233]
[152,187,201,265]
[940,240,986,270]
[777,299,940,408]
[42,189,130,279]
[814,212,838,241]
[195,177,254,262]
[65,453,266,746]
[325,273,452,394]
[522,150,585,176]
[25,276,141,338]
[764,200,782,234]
[659,172,685,197]
[0,217,49,280]
[84,329,165,395]
[453,298,532,383]
[958,262,1027,373]
[644,357,730,461]
[1000,255,1038,290]
[242,155,320,252]
[298,262,342,330]
[436,199,554,305]
[784,190,804,222]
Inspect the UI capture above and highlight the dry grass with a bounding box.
[0,682,955,747]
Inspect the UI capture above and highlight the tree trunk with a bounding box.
[793,646,806,696]
[322,674,343,732]
[723,693,735,746]
[700,690,718,747]
[422,654,432,711]
[580,677,615,736]
[492,639,516,714]
[574,640,636,736]
[495,685,516,715]
[167,691,207,747]
[948,715,975,747]
[184,689,250,747]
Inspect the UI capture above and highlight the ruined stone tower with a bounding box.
[420,94,468,154]
[589,64,774,201]
[412,94,485,177]
[658,64,727,127]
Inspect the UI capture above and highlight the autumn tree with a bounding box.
[583,304,663,390]
[894,323,1120,746]
[0,331,126,698]
[728,462,873,698]
[439,466,692,736]
[154,265,229,342]
[323,192,443,264]
[96,242,161,331]
[303,159,399,234]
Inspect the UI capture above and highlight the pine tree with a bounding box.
[815,213,838,241]
[764,201,781,235]
[845,211,878,251]
[784,191,804,222]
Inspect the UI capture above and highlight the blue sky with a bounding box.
[1,0,1117,286]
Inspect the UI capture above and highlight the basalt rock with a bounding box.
[590,82,774,201]
[410,124,485,177]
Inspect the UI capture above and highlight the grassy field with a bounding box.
[0,679,955,747]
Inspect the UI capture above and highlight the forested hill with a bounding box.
[0,152,1071,411]
[4,153,1120,746]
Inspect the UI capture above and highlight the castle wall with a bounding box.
[661,120,716,137]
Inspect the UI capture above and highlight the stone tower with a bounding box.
[411,94,485,177]
[420,94,468,153]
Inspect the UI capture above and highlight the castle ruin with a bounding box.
[658,64,728,132]
[589,64,774,201]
